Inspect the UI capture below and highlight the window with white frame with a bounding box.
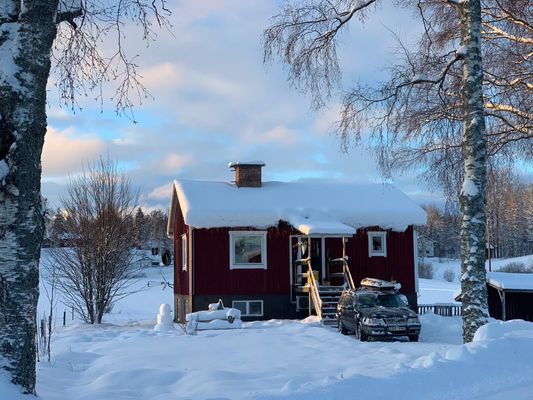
[368,231,387,257]
[232,300,264,317]
[229,231,267,269]
[181,234,187,271]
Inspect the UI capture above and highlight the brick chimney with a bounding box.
[228,161,265,188]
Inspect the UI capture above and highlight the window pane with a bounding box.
[249,301,262,315]
[234,235,263,264]
[372,236,382,251]
[233,301,247,314]
[182,236,187,268]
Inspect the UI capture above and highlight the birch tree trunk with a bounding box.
[458,0,489,343]
[0,0,59,393]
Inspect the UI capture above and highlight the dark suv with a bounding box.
[336,288,421,342]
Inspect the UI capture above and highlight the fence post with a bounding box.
[63,310,66,326]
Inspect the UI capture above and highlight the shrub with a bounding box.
[499,262,533,273]
[443,269,455,282]
[418,260,434,279]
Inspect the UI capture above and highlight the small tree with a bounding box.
[50,158,140,324]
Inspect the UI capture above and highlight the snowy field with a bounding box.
[2,253,533,399]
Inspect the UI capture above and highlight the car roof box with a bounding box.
[360,277,400,291]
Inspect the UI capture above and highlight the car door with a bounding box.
[343,295,357,331]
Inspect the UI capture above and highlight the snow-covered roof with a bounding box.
[228,161,265,168]
[487,272,533,291]
[168,180,426,236]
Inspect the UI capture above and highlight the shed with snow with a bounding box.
[487,272,533,322]
[167,162,426,323]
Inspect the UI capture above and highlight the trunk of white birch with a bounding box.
[0,0,59,393]
[458,0,489,343]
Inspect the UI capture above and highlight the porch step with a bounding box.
[322,316,337,326]
[317,285,342,326]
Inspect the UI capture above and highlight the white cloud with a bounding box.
[42,127,106,176]
[162,153,194,173]
[147,183,173,200]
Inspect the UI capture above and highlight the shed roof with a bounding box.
[487,272,533,291]
[167,180,426,236]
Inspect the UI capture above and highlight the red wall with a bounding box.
[173,200,189,296]
[192,223,298,296]
[346,226,415,293]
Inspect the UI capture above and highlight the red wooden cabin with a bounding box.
[167,162,426,322]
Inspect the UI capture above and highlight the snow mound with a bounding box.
[473,320,533,342]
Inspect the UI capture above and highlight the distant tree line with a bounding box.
[47,206,171,252]
[419,169,532,259]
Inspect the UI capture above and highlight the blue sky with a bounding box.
[42,0,443,211]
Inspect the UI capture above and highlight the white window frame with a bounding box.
[368,231,387,257]
[181,234,187,271]
[229,231,267,269]
[232,300,264,317]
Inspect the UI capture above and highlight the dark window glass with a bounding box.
[249,301,262,315]
[372,236,382,251]
[234,235,262,264]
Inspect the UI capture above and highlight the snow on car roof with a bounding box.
[487,272,533,291]
[168,180,426,235]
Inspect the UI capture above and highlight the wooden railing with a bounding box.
[418,304,462,317]
[306,263,322,319]
[343,259,355,290]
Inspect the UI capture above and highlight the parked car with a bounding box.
[336,280,421,342]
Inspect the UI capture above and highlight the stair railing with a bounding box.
[306,263,322,320]
[342,258,355,290]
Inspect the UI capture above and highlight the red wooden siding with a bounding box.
[192,224,298,296]
[346,226,415,293]
[173,199,189,296]
[172,195,416,297]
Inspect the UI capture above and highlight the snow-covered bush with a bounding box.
[499,262,532,273]
[418,260,434,279]
[443,269,455,282]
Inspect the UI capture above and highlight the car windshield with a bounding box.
[357,293,405,308]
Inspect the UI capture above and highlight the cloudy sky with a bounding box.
[42,0,441,211]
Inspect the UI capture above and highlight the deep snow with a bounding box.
[171,180,426,234]
[2,252,533,399]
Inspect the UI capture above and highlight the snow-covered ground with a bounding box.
[2,252,533,399]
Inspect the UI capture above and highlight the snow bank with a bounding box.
[186,308,242,322]
[196,319,243,330]
[0,372,32,400]
[171,180,426,234]
[473,320,533,342]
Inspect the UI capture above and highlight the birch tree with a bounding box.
[0,0,169,393]
[264,0,502,342]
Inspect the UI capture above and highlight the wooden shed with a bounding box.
[487,272,533,322]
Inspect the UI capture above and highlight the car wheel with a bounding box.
[408,335,419,342]
[357,323,368,342]
[338,320,349,335]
